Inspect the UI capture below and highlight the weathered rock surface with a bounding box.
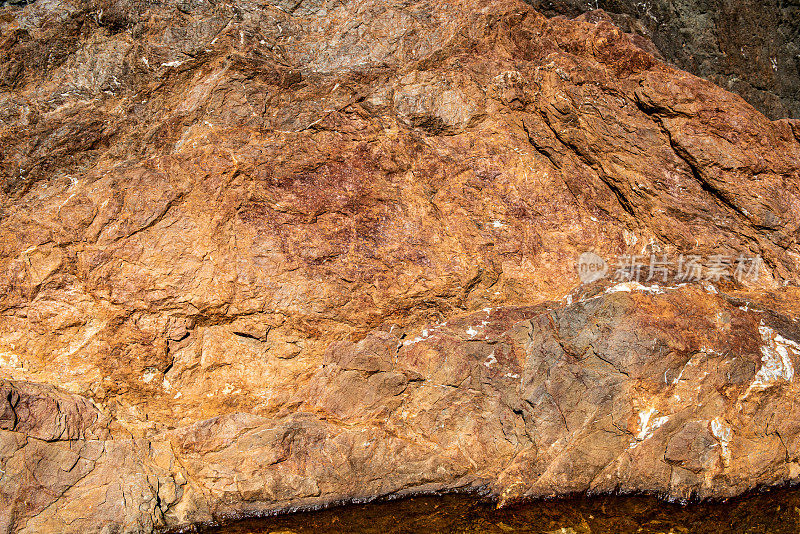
[1,0,800,531]
[526,0,800,120]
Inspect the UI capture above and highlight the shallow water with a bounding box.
[202,487,800,534]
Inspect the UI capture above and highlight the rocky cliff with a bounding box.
[1,0,800,531]
[526,0,800,120]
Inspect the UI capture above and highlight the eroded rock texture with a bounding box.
[527,0,800,120]
[1,0,800,531]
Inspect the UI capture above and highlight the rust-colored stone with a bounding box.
[1,0,800,531]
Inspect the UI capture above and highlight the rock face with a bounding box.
[526,0,800,120]
[1,0,800,531]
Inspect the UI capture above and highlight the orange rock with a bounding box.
[1,0,800,531]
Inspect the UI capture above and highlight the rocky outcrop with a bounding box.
[526,0,800,120]
[7,284,800,532]
[0,380,185,533]
[1,0,800,531]
[181,284,800,510]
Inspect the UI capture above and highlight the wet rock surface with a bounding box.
[1,0,800,531]
[201,488,800,533]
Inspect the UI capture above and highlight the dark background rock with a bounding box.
[525,0,800,119]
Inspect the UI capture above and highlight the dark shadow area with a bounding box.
[199,486,800,533]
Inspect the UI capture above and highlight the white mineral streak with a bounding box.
[633,407,669,444]
[751,323,798,388]
[711,417,732,463]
